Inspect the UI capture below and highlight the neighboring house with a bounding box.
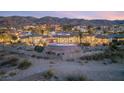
[52,32,79,44]
[95,34,110,46]
[19,35,44,46]
[18,31,119,47]
[19,31,33,37]
[108,34,124,44]
[95,30,104,34]
[51,32,110,46]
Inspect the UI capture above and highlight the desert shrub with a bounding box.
[0,71,6,76]
[104,47,124,63]
[110,55,123,63]
[18,59,32,70]
[115,51,124,58]
[80,53,106,61]
[36,56,42,59]
[78,61,84,65]
[80,43,90,46]
[49,61,55,64]
[9,72,16,77]
[80,62,84,65]
[64,74,87,81]
[0,57,18,67]
[34,46,44,53]
[79,42,124,63]
[109,44,118,51]
[0,54,4,59]
[31,55,36,57]
[66,59,75,62]
[7,56,18,62]
[79,60,88,65]
[42,69,54,79]
[0,53,5,57]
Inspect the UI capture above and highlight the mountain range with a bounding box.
[0,16,124,27]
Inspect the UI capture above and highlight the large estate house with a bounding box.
[17,31,111,46]
[52,32,110,46]
[2,29,123,46]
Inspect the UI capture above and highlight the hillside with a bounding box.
[0,16,124,27]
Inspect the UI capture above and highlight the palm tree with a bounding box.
[87,25,93,34]
[78,30,82,45]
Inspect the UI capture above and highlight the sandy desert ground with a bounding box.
[0,45,124,81]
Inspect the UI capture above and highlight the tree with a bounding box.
[11,35,18,40]
[63,25,73,32]
[87,25,94,34]
[78,30,83,45]
[34,46,44,53]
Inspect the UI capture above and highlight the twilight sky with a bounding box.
[0,11,124,20]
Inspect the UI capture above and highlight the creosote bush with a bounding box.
[18,59,32,70]
[9,72,16,77]
[34,46,44,53]
[0,71,6,76]
[0,57,18,67]
[80,46,124,63]
[80,53,106,61]
[49,61,55,64]
[42,69,54,79]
